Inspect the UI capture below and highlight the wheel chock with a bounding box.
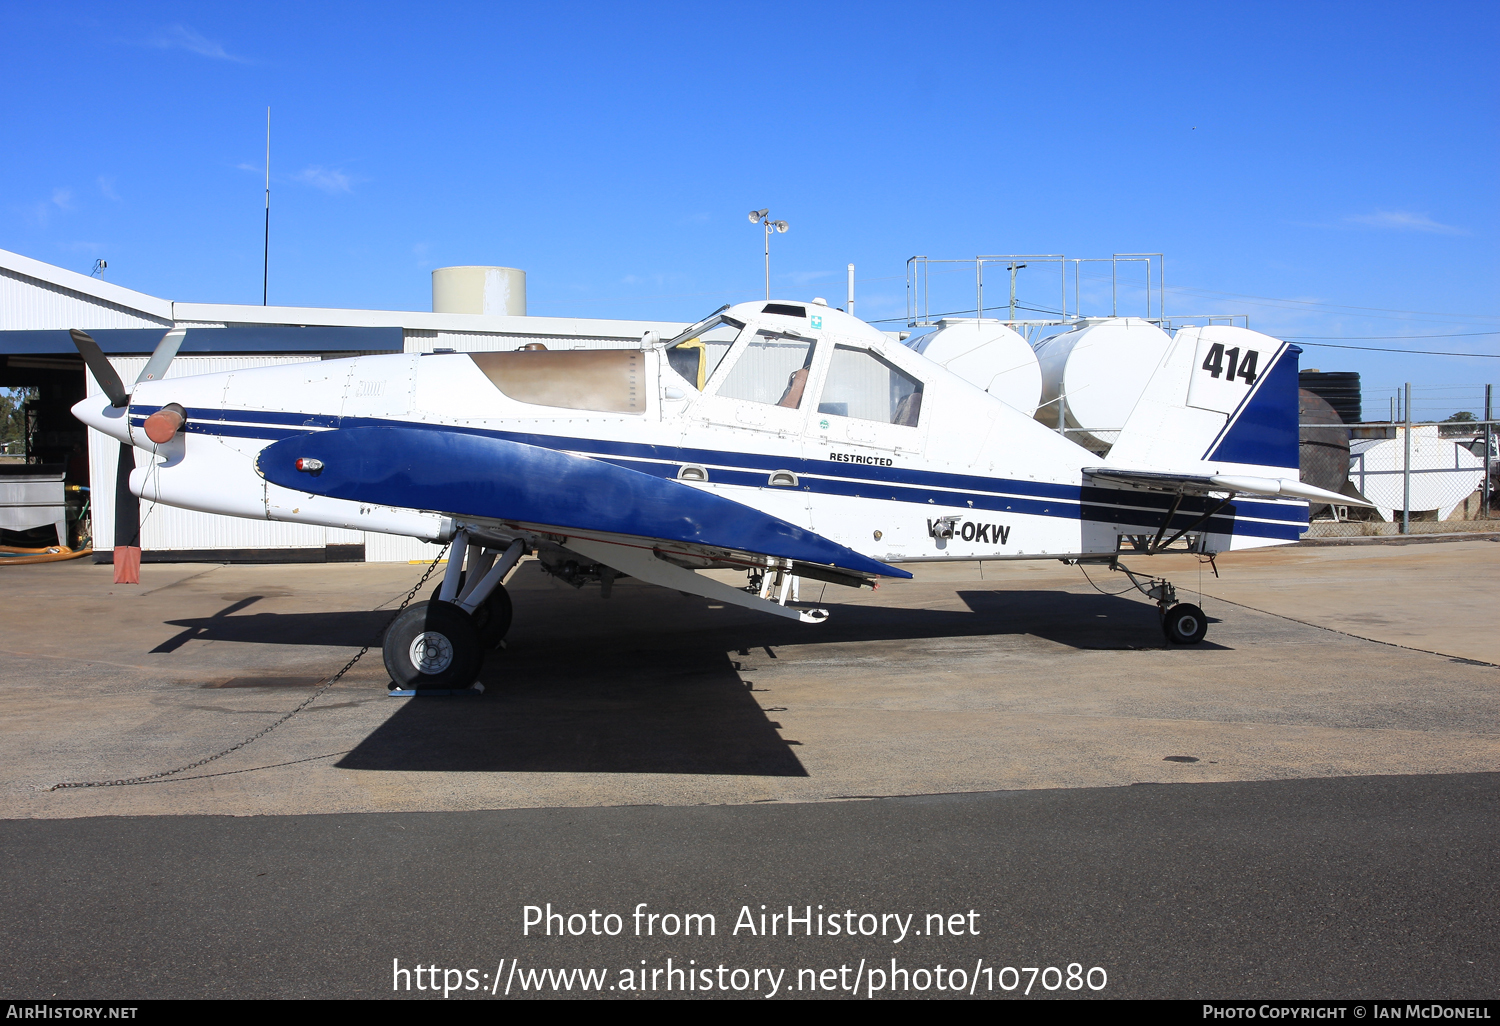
[387,682,486,697]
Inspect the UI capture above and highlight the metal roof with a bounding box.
[0,247,685,351]
[0,325,404,354]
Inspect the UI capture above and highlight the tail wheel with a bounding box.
[1163,603,1208,645]
[383,600,483,689]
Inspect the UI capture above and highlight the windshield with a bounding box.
[665,306,732,348]
[665,314,745,390]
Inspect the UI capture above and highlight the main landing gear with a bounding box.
[1111,564,1208,645]
[383,533,525,690]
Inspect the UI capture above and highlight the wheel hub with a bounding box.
[409,631,454,674]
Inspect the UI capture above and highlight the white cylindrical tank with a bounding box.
[1032,317,1173,450]
[1349,427,1486,522]
[911,319,1042,415]
[432,266,527,316]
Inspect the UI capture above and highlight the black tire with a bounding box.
[474,583,513,649]
[383,600,483,689]
[1163,603,1208,645]
[433,575,512,649]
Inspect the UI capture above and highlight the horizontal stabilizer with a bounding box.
[1084,467,1372,507]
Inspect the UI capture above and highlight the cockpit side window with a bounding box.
[714,330,816,408]
[666,316,743,391]
[818,344,924,426]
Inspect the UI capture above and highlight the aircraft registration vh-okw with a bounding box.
[69,299,1361,691]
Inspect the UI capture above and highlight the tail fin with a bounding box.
[1105,325,1300,475]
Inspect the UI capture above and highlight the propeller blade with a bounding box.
[69,329,129,408]
[112,442,141,585]
[136,327,186,386]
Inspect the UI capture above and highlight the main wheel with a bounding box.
[383,600,483,689]
[473,583,513,649]
[432,575,513,649]
[1162,603,1208,645]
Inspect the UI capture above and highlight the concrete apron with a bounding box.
[3,540,1497,819]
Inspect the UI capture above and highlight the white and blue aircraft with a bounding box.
[69,299,1356,689]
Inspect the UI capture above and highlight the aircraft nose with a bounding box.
[71,395,131,444]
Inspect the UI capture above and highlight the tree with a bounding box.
[1439,411,1478,437]
[0,387,37,455]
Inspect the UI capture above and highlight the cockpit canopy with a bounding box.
[663,303,923,426]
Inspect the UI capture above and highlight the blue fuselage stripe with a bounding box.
[128,405,1308,539]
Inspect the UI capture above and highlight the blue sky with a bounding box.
[3,1,1496,419]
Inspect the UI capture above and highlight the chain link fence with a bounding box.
[1302,382,1496,538]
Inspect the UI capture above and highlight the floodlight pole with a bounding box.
[765,221,771,300]
[749,209,787,300]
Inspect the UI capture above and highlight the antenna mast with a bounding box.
[263,107,270,306]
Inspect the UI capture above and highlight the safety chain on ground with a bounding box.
[49,544,452,791]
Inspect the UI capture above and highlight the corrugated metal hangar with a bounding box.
[0,247,684,563]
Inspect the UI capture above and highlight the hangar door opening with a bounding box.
[0,353,90,550]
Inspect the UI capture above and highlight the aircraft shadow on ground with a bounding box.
[157,605,399,651]
[160,587,1223,654]
[161,586,1224,776]
[955,590,1226,652]
[679,589,1226,654]
[337,647,809,776]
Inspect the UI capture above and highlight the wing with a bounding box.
[256,425,909,620]
[1083,467,1370,506]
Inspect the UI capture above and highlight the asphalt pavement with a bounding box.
[3,772,1496,999]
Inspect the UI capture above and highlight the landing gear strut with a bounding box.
[383,532,526,689]
[430,576,513,649]
[1111,564,1208,645]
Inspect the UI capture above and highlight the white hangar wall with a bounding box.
[402,328,672,354]
[1,261,173,331]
